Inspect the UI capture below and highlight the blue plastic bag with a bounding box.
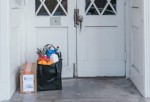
[46,49,57,58]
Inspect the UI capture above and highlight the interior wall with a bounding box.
[130,0,145,96]
[0,0,10,101]
[0,0,25,101]
[9,0,24,99]
[143,0,150,98]
[0,2,2,101]
[0,1,3,100]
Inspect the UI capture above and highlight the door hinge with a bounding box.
[124,52,127,62]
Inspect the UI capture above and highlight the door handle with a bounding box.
[74,9,83,30]
[78,15,83,30]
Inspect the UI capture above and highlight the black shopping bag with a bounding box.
[37,59,62,91]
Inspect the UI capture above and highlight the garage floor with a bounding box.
[5,78,150,102]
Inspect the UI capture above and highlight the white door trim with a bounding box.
[143,0,150,98]
[124,0,131,78]
[0,0,11,101]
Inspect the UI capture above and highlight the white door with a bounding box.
[26,0,76,77]
[26,0,126,77]
[77,0,126,77]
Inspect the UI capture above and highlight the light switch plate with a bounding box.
[50,17,61,26]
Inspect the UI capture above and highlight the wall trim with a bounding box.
[0,0,10,101]
[143,0,150,98]
[125,0,131,78]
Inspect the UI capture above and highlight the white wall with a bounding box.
[9,1,20,98]
[9,0,25,99]
[0,2,2,101]
[130,0,145,96]
[143,0,150,98]
[0,0,10,101]
[0,0,26,100]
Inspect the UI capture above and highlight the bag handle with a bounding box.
[44,44,56,50]
[44,44,62,59]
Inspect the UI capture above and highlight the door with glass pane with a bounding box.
[26,0,125,77]
[26,0,76,77]
[76,0,126,77]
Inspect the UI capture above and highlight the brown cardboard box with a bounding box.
[20,63,37,94]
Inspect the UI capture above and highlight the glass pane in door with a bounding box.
[85,0,117,15]
[35,0,68,16]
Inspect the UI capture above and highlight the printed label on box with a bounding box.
[23,75,34,92]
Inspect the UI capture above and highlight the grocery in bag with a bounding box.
[37,44,61,65]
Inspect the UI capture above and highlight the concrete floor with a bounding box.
[4,78,150,102]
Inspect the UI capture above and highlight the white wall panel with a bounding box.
[0,0,10,101]
[8,0,22,100]
[130,0,145,96]
[36,28,68,65]
[131,9,141,27]
[131,0,140,8]
[0,1,2,101]
[9,26,21,97]
[143,0,150,98]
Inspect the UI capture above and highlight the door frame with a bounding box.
[124,0,131,78]
[143,0,150,98]
[0,0,150,100]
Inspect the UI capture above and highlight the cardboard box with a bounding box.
[20,63,37,94]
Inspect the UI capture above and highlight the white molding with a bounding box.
[0,0,10,101]
[125,0,131,78]
[143,0,150,98]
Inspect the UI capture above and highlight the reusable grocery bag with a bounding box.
[37,59,62,91]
